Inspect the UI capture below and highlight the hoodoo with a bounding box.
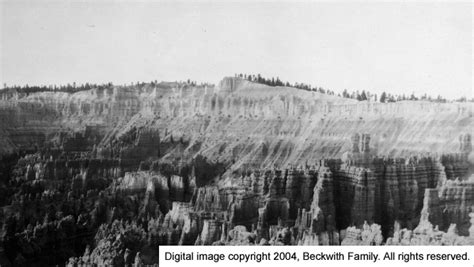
[0,77,472,265]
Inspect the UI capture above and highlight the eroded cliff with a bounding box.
[0,77,473,266]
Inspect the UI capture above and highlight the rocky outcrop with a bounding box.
[0,77,473,266]
[293,165,339,245]
[1,77,473,166]
[66,220,146,266]
[419,176,474,235]
[333,165,375,228]
[341,208,474,246]
[218,225,257,245]
[340,221,383,245]
[334,133,472,236]
[195,219,223,245]
[386,210,473,245]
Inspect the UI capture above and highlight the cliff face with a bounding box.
[0,77,473,265]
[1,77,472,167]
[421,176,474,236]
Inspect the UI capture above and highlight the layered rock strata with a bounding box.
[0,78,473,266]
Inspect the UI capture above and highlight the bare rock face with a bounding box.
[441,154,471,180]
[66,220,146,266]
[310,166,337,233]
[420,176,474,235]
[333,164,375,228]
[220,225,257,245]
[340,221,383,245]
[0,78,473,266]
[195,219,223,245]
[386,211,472,245]
[342,209,474,246]
[335,133,473,236]
[469,212,474,241]
[459,134,472,154]
[1,77,473,166]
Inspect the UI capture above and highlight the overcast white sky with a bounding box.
[0,1,472,99]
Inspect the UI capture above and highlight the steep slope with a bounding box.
[1,77,473,265]
[0,77,472,169]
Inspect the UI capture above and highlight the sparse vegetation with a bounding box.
[1,75,471,103]
[235,73,471,103]
[0,82,114,94]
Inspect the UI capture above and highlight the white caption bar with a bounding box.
[159,245,474,267]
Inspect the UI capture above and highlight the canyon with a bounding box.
[0,77,473,266]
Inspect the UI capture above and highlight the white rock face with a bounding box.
[0,77,472,169]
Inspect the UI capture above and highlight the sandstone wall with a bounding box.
[1,77,472,169]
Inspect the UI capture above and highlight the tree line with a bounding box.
[1,82,114,94]
[235,73,338,96]
[2,76,471,103]
[235,73,472,103]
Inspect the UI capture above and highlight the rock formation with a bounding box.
[0,77,472,265]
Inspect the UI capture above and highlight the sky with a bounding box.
[0,1,472,99]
